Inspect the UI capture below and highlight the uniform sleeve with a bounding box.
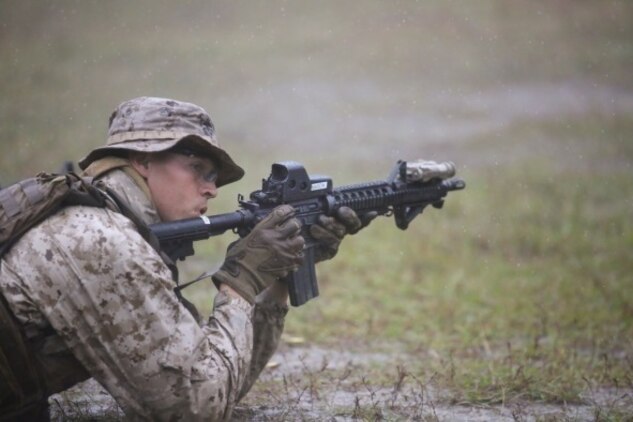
[6,205,255,421]
[238,299,288,400]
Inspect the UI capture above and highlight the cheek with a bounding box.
[146,168,200,218]
[149,165,187,194]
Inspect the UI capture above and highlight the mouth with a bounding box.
[199,207,208,215]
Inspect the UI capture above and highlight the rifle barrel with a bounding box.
[151,211,252,244]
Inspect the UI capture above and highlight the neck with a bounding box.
[83,157,161,225]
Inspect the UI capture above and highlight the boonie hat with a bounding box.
[78,97,244,187]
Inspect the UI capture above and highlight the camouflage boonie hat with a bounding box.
[78,97,245,187]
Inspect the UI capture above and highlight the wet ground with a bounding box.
[238,344,633,421]
[50,343,633,421]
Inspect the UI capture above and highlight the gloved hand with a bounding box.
[310,207,378,263]
[212,204,305,304]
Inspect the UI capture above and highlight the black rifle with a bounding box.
[150,160,465,306]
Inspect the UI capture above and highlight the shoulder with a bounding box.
[8,204,160,271]
[39,205,147,251]
[3,204,173,307]
[1,204,171,324]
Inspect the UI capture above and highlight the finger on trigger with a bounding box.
[259,204,295,228]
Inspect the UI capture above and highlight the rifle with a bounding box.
[150,160,465,306]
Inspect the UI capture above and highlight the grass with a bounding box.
[286,166,632,342]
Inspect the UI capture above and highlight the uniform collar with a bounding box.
[83,156,161,225]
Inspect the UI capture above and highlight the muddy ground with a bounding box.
[50,343,633,421]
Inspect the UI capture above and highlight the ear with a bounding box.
[129,152,151,178]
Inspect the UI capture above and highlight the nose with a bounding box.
[201,180,218,199]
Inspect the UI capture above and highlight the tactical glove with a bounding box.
[310,207,378,262]
[212,204,305,304]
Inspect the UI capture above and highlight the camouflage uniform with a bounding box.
[0,98,287,420]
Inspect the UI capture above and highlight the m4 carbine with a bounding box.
[150,160,465,307]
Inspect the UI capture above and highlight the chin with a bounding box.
[164,213,192,222]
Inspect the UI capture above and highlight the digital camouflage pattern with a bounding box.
[0,168,287,421]
[78,96,244,187]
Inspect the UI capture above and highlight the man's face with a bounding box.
[133,152,218,221]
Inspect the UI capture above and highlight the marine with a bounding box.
[0,97,371,421]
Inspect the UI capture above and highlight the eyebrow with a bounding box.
[172,148,216,167]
